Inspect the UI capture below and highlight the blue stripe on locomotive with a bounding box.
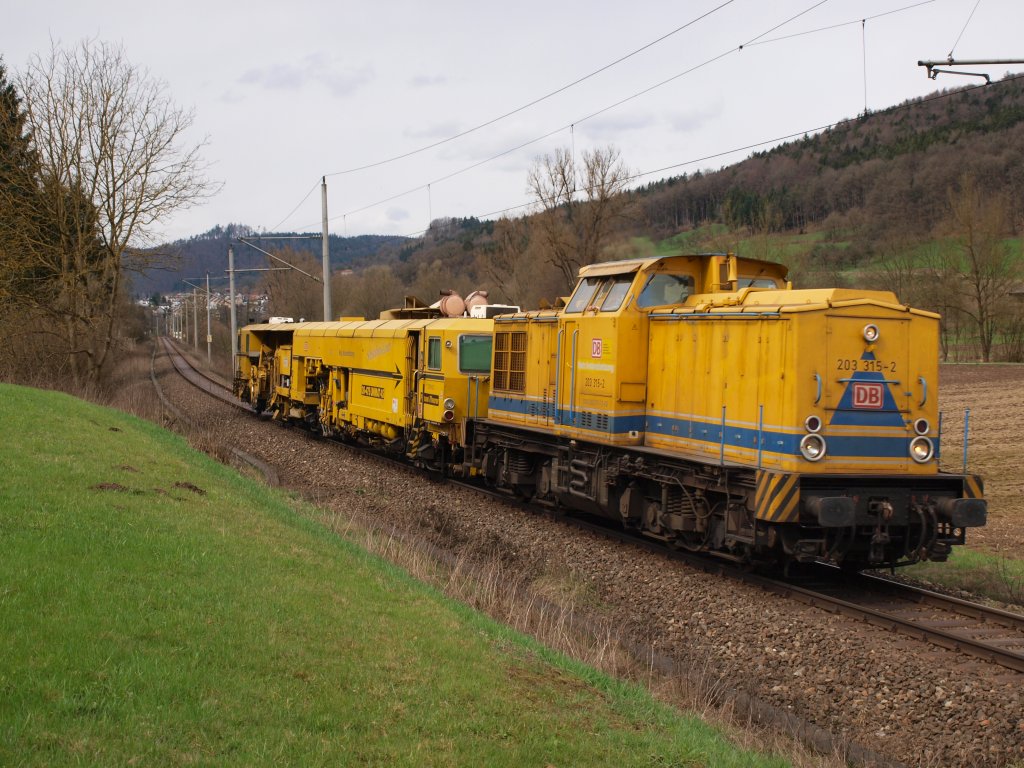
[489,394,934,460]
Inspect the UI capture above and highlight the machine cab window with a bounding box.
[458,334,492,374]
[427,336,442,370]
[637,273,695,308]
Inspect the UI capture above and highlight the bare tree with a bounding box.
[527,144,632,291]
[262,248,323,321]
[342,266,405,320]
[9,40,216,383]
[945,173,1022,362]
[862,231,928,306]
[484,216,532,304]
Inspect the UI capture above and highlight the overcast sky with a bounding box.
[5,0,1022,242]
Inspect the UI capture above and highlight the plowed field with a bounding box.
[939,364,1024,557]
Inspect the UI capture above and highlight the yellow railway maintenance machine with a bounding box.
[236,314,496,471]
[478,253,986,568]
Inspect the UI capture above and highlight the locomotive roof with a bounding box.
[649,287,939,318]
[578,252,789,280]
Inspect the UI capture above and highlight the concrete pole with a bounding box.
[321,176,332,321]
[229,245,238,359]
[192,288,198,350]
[205,272,212,365]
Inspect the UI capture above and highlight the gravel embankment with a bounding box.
[152,353,1024,767]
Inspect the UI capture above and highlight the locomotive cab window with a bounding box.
[565,277,602,313]
[458,334,492,374]
[737,277,781,289]
[427,336,442,370]
[637,274,695,308]
[600,277,633,311]
[566,275,634,313]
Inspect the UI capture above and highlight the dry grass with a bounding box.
[317,504,854,768]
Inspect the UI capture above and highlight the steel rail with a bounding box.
[449,483,1024,674]
[159,337,239,406]
[749,574,1024,674]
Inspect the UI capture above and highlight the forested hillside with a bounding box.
[147,73,1024,363]
[132,223,408,297]
[638,74,1024,252]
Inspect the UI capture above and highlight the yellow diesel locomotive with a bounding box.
[236,252,986,570]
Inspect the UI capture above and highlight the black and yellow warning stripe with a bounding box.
[755,470,800,523]
[963,474,984,499]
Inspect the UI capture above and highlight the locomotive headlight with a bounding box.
[442,409,456,422]
[443,398,456,410]
[863,323,880,343]
[909,436,934,463]
[804,414,822,433]
[800,433,827,462]
[913,418,930,436]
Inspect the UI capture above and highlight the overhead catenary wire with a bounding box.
[948,0,983,59]
[289,0,933,233]
[737,0,832,49]
[385,71,1024,241]
[862,19,868,115]
[268,180,320,234]
[321,0,737,180]
[742,0,934,49]
[268,2,739,232]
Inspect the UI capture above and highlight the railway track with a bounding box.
[536,511,1024,675]
[774,569,1024,674]
[160,335,1024,676]
[154,337,278,484]
[158,337,239,406]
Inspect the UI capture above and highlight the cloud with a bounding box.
[667,101,724,134]
[237,53,373,97]
[579,111,658,141]
[404,121,463,141]
[408,74,447,88]
[386,206,410,223]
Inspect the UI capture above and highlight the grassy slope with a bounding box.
[0,383,787,767]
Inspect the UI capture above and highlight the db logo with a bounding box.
[852,382,884,410]
[591,338,603,358]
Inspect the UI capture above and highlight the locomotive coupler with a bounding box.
[869,525,891,564]
[868,499,894,521]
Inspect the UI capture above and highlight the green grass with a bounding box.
[901,547,1024,609]
[0,383,789,767]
